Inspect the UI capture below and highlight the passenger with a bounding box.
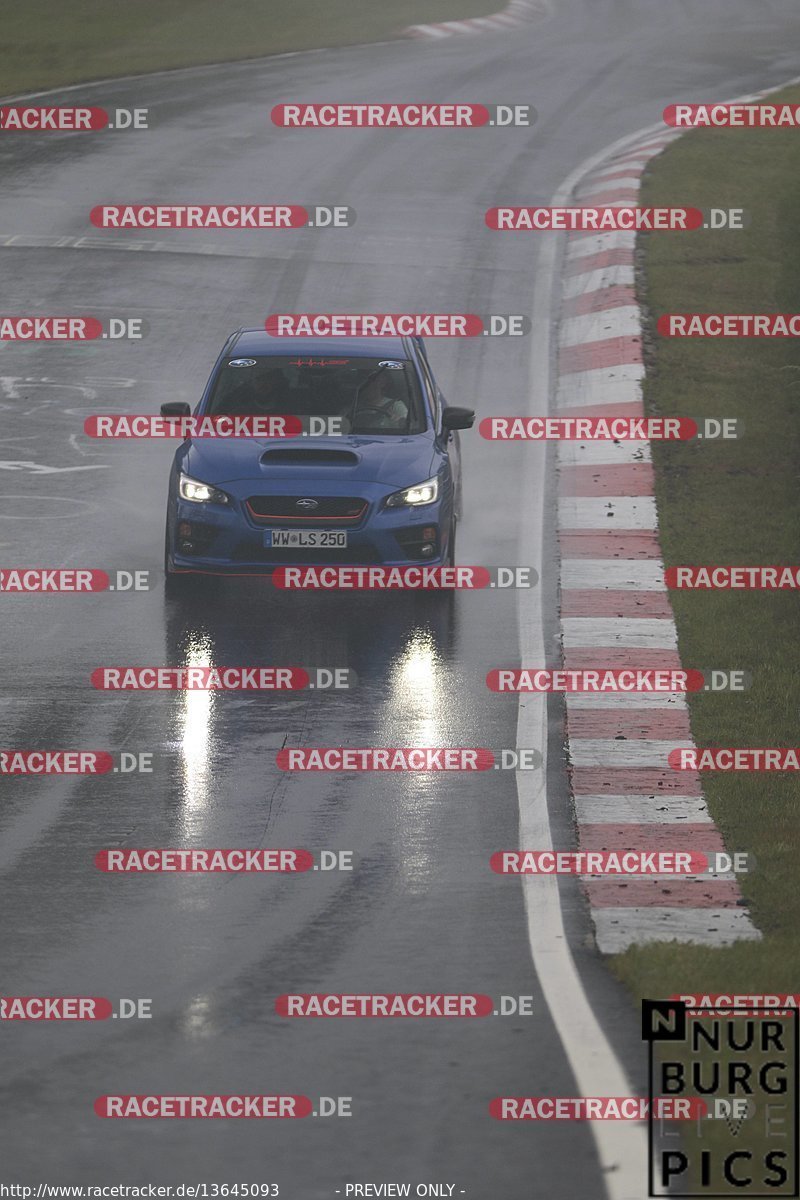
[216,367,287,414]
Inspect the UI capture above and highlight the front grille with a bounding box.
[231,543,381,566]
[246,496,367,525]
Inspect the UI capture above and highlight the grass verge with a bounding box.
[0,0,502,96]
[613,84,800,1001]
[609,87,800,1197]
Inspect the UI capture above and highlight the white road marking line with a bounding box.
[559,306,642,347]
[562,264,635,298]
[561,559,665,591]
[574,794,709,823]
[567,692,687,710]
[558,496,657,531]
[590,160,650,181]
[562,616,677,650]
[555,377,643,409]
[557,365,645,402]
[485,12,520,25]
[403,0,548,37]
[583,871,738,883]
[574,195,636,209]
[470,16,513,29]
[0,233,263,258]
[0,459,108,474]
[593,908,761,954]
[568,738,689,768]
[405,24,451,37]
[566,230,636,260]
[578,176,643,195]
[440,20,485,33]
[558,440,651,467]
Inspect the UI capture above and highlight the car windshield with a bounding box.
[206,354,426,435]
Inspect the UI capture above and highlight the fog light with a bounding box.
[420,543,436,557]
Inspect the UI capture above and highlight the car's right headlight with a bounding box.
[178,472,230,505]
[384,476,439,508]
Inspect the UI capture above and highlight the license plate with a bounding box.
[264,529,348,549]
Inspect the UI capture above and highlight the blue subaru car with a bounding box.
[163,330,474,581]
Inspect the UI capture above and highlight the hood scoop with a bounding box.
[260,448,359,466]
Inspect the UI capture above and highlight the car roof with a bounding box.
[230,329,412,359]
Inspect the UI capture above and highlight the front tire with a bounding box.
[445,516,457,568]
[416,519,458,609]
[164,523,195,597]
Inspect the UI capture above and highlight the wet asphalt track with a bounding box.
[2,0,800,1193]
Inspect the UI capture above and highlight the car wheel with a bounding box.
[418,518,457,609]
[445,517,457,568]
[164,523,194,597]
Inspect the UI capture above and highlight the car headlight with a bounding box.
[178,472,230,505]
[384,476,439,508]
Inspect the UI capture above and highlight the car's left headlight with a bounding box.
[384,476,439,508]
[179,472,230,505]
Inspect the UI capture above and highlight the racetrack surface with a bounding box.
[2,1,800,1193]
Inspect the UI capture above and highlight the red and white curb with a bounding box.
[404,0,546,39]
[555,129,761,955]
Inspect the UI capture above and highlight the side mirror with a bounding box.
[160,401,191,418]
[442,406,475,432]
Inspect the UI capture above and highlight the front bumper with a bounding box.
[166,479,452,574]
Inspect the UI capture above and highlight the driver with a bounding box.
[356,374,409,428]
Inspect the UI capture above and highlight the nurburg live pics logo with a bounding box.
[642,999,799,1196]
